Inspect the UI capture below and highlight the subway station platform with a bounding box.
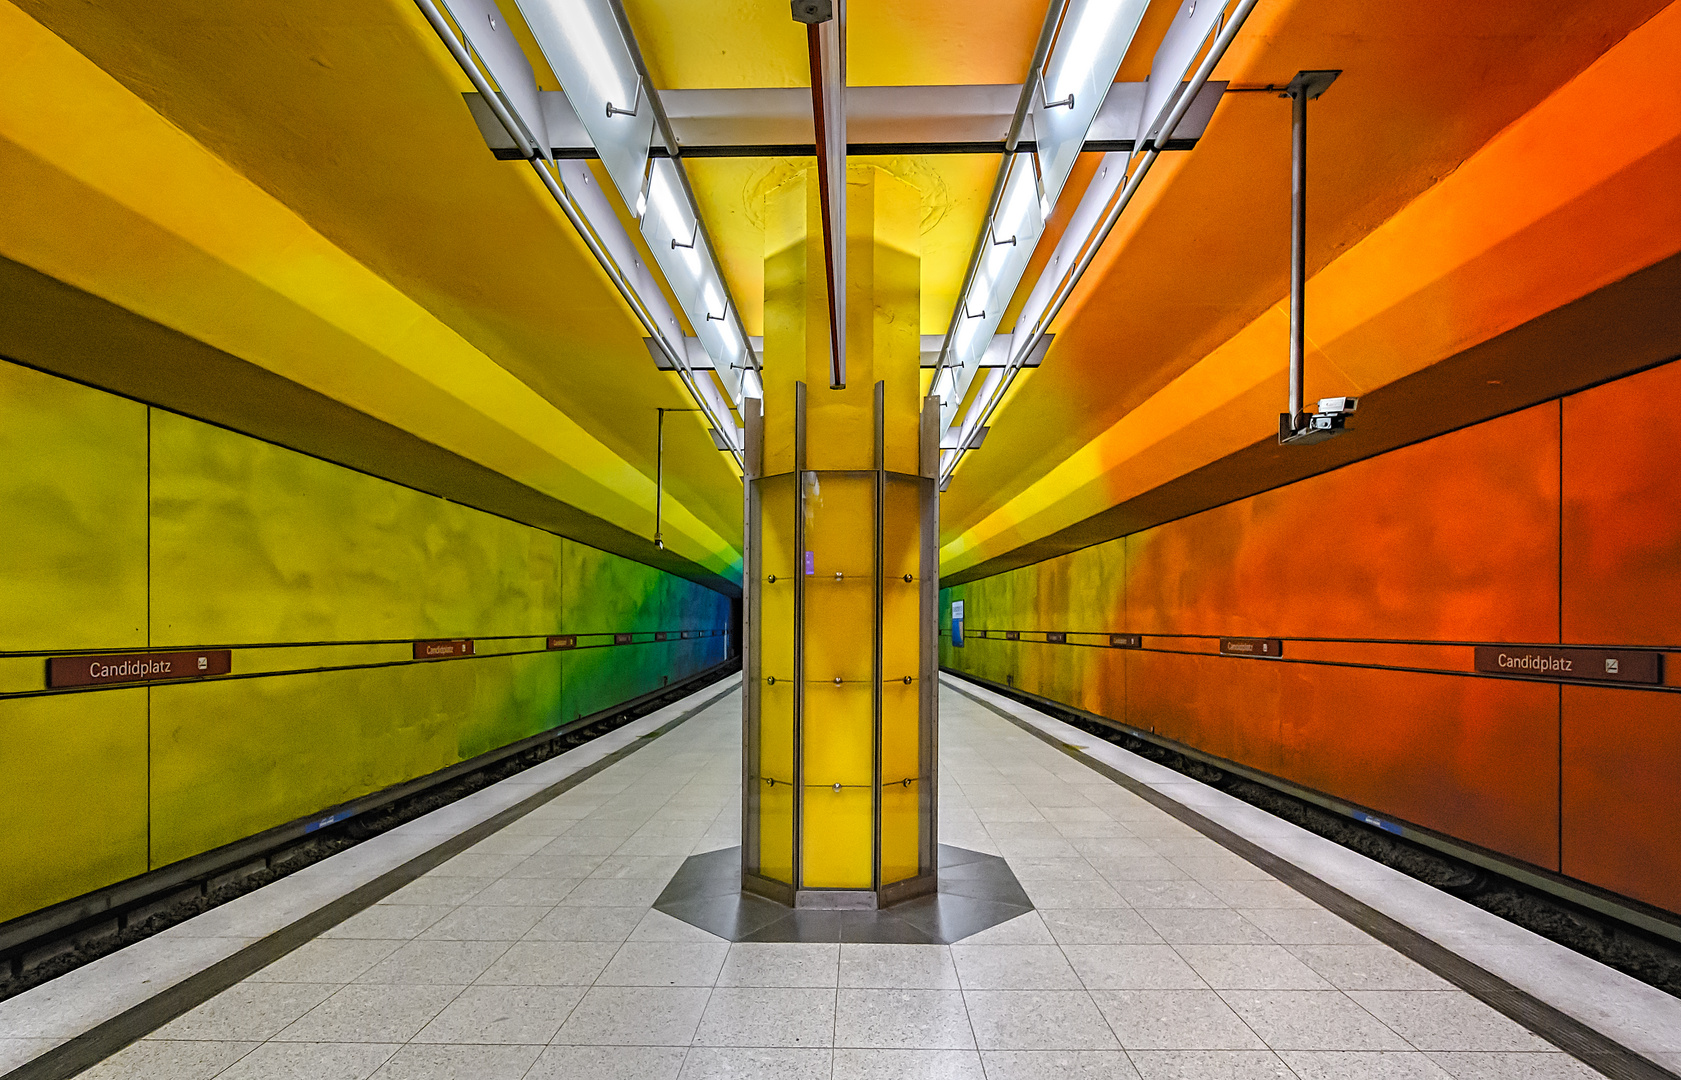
[6,679,1675,1080]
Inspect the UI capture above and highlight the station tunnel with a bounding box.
[2,0,1680,1075]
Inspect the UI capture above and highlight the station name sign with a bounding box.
[414,639,473,659]
[546,635,577,650]
[1110,634,1142,649]
[48,650,232,688]
[1046,632,1066,644]
[1220,637,1283,658]
[1473,646,1661,684]
[614,633,633,645]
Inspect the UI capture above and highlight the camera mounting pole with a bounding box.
[1279,69,1351,446]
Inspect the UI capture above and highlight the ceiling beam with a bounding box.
[463,82,1225,159]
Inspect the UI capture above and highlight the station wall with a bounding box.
[941,356,1681,918]
[0,358,733,924]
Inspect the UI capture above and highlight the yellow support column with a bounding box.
[743,164,939,907]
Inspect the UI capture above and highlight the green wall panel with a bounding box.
[0,360,147,652]
[148,653,565,866]
[0,690,148,922]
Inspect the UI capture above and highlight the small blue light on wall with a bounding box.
[951,600,965,648]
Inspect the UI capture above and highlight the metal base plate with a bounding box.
[652,845,1033,944]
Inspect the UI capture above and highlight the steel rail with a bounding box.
[941,0,1260,484]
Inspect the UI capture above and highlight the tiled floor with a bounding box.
[73,688,1606,1080]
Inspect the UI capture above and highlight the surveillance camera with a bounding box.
[1315,396,1358,416]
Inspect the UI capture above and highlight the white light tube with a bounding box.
[933,0,1148,436]
[940,0,1259,486]
[415,0,749,462]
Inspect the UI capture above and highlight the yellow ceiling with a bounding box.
[6,0,1676,588]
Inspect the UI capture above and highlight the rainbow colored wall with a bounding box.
[0,357,732,924]
[941,356,1681,918]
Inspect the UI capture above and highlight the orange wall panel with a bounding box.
[1562,685,1681,913]
[1562,359,1681,646]
[1125,402,1560,643]
[1278,668,1559,870]
[1125,651,1285,776]
[944,358,1681,912]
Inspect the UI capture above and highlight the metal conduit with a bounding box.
[941,0,1261,484]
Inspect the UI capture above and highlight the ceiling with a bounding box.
[3,0,1677,589]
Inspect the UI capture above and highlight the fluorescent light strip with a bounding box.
[418,0,745,465]
[938,0,1261,486]
[513,0,759,412]
[931,0,1150,437]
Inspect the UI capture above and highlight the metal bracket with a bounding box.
[671,221,698,250]
[1282,69,1341,101]
[1038,74,1075,111]
[606,77,643,118]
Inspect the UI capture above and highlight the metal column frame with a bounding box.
[743,385,940,909]
[740,398,762,886]
[871,382,886,891]
[792,382,808,892]
[919,394,942,880]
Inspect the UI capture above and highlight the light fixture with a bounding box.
[930,0,1148,437]
[418,0,756,464]
[934,0,1263,486]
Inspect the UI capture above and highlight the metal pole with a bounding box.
[1288,84,1307,424]
[654,408,665,549]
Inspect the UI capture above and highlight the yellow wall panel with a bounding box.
[0,689,148,921]
[149,409,565,645]
[0,359,147,652]
[802,786,873,888]
[148,654,561,866]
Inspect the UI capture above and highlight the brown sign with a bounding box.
[414,639,473,659]
[1004,630,1019,641]
[1110,634,1142,649]
[655,631,670,642]
[1220,637,1283,658]
[546,635,577,650]
[1474,646,1662,684]
[973,630,988,639]
[1046,632,1066,644]
[49,650,232,688]
[614,633,633,645]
